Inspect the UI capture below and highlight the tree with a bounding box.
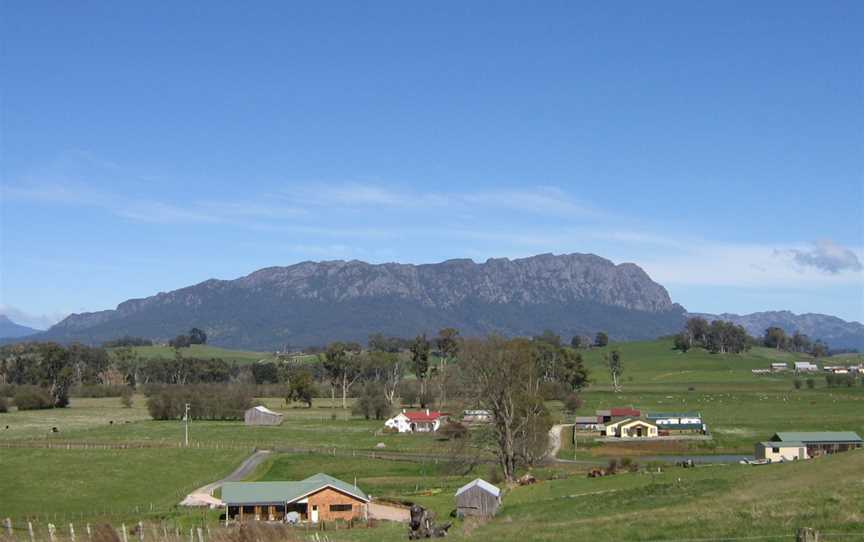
[764,327,787,350]
[285,369,315,408]
[169,335,192,348]
[434,328,460,407]
[321,342,361,409]
[352,382,391,420]
[685,317,710,347]
[410,334,432,407]
[570,335,582,349]
[120,387,134,408]
[595,332,609,348]
[189,328,208,345]
[460,336,550,483]
[558,349,589,391]
[791,331,811,353]
[673,332,691,353]
[810,340,829,358]
[605,350,623,392]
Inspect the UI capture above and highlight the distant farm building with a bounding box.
[770,432,863,457]
[604,418,658,438]
[455,479,501,518]
[222,473,369,523]
[462,410,492,424]
[770,363,788,372]
[647,412,707,434]
[384,410,444,433]
[596,407,640,423]
[755,441,807,462]
[573,415,602,431]
[244,406,284,426]
[794,361,819,372]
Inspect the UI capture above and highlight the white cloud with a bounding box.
[785,240,863,274]
[0,305,66,330]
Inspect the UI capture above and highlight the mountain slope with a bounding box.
[691,310,864,351]
[0,315,40,339]
[36,253,686,349]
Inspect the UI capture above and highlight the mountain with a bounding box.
[0,315,41,339]
[34,253,686,349]
[690,310,864,351]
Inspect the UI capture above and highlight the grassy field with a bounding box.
[118,344,279,364]
[0,447,249,522]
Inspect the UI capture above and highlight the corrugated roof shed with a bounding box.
[772,432,862,443]
[456,479,501,498]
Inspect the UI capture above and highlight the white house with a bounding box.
[462,410,492,424]
[604,418,658,438]
[384,410,444,433]
[794,361,819,372]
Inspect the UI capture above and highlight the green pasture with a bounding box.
[118,345,280,364]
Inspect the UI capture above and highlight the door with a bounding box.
[311,505,319,523]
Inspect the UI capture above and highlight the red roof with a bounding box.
[403,410,443,421]
[610,407,641,417]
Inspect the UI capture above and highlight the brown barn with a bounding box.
[223,474,369,523]
[244,406,283,426]
[455,478,501,518]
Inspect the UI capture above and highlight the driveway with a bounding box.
[180,449,272,508]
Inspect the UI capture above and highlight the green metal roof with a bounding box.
[771,432,863,444]
[758,441,805,448]
[222,473,369,505]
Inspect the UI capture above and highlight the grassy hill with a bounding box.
[117,344,278,364]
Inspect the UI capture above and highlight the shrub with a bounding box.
[806,378,816,389]
[352,383,391,420]
[607,458,619,474]
[120,388,134,408]
[539,380,569,401]
[563,393,583,414]
[793,378,802,390]
[439,421,469,440]
[72,384,128,398]
[0,396,7,413]
[398,381,419,407]
[14,386,54,410]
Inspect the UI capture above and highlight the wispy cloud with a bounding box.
[784,240,863,274]
[0,305,66,330]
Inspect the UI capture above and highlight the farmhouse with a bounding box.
[244,406,283,426]
[770,432,863,457]
[604,418,658,438]
[755,441,807,462]
[596,407,640,423]
[455,478,501,518]
[222,473,369,523]
[384,409,444,433]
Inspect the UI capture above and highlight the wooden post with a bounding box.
[86,524,92,541]
[120,524,128,542]
[4,518,12,536]
[188,528,193,542]
[138,522,144,542]
[48,523,56,542]
[796,528,819,542]
[27,522,34,542]
[69,523,76,542]
[196,527,204,542]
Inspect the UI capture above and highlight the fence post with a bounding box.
[86,524,92,542]
[69,523,76,542]
[48,523,56,542]
[796,528,819,542]
[28,522,34,542]
[4,518,12,536]
[196,527,204,542]
[138,522,144,542]
[120,524,128,542]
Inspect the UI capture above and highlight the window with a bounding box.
[772,447,779,453]
[330,504,353,512]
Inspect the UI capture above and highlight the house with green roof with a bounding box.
[222,473,369,524]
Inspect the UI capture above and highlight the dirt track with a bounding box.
[180,449,272,507]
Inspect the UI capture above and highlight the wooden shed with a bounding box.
[244,405,283,426]
[455,478,501,518]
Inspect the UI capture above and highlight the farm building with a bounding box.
[647,412,707,434]
[384,409,444,433]
[770,432,863,457]
[770,363,788,372]
[794,361,819,372]
[574,415,602,431]
[455,479,501,518]
[755,441,807,462]
[596,407,640,423]
[462,410,492,424]
[604,418,658,438]
[223,473,369,523]
[244,406,283,426]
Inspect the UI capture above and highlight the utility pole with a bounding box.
[184,403,190,447]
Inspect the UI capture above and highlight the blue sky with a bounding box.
[1,1,863,328]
